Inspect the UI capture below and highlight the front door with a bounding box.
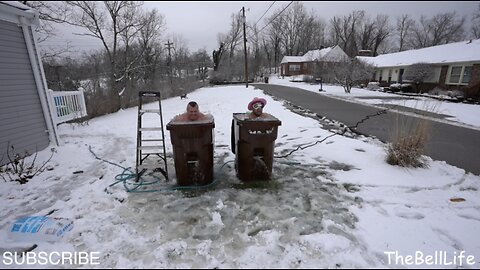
[399,69,404,83]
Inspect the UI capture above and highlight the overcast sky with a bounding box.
[40,1,480,58]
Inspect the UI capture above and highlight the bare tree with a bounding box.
[372,15,391,56]
[66,1,143,112]
[357,16,376,52]
[410,15,431,48]
[296,8,327,54]
[226,13,243,67]
[191,49,211,81]
[410,12,465,48]
[266,13,282,73]
[169,34,191,77]
[118,2,146,107]
[137,9,166,90]
[276,2,304,55]
[471,3,480,39]
[331,58,374,93]
[353,13,391,56]
[330,10,365,56]
[430,12,465,45]
[273,2,325,56]
[22,1,73,58]
[396,14,415,51]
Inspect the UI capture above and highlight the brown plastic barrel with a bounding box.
[166,117,215,186]
[232,113,281,182]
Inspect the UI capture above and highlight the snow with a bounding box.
[356,39,480,68]
[281,45,348,64]
[268,76,480,129]
[1,83,480,268]
[280,56,307,64]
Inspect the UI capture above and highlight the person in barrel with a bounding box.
[174,101,209,121]
[247,97,272,119]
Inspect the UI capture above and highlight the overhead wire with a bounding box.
[252,1,276,30]
[246,1,294,41]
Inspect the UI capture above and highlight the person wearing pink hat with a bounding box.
[247,97,272,119]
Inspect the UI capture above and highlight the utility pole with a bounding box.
[165,40,174,84]
[242,7,248,88]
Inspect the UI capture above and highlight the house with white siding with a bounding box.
[0,2,86,166]
[357,39,480,98]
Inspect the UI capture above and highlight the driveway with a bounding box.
[253,83,480,175]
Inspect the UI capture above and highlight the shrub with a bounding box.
[428,87,447,96]
[366,82,381,91]
[389,83,401,92]
[400,83,413,92]
[0,144,55,184]
[386,113,431,168]
[448,90,465,99]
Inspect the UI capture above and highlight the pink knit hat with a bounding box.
[248,97,267,110]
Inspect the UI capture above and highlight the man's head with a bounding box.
[186,101,200,121]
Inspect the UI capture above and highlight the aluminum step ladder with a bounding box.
[136,91,169,182]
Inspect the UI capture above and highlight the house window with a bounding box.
[462,66,472,84]
[289,64,301,72]
[448,66,472,85]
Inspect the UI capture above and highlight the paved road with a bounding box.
[253,83,480,175]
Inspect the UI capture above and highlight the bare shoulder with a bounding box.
[173,113,188,122]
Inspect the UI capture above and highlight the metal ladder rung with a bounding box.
[140,109,160,114]
[141,139,164,142]
[138,145,163,150]
[139,127,163,131]
[140,152,164,155]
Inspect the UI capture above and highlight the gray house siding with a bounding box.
[0,20,49,165]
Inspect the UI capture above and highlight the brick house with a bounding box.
[280,45,348,77]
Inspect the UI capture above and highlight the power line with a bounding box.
[252,1,276,29]
[247,1,294,41]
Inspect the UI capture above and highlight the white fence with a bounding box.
[48,90,87,124]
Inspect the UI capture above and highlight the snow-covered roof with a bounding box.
[304,47,333,60]
[358,39,480,68]
[281,45,348,64]
[281,56,308,64]
[0,1,37,25]
[280,56,308,64]
[0,1,32,10]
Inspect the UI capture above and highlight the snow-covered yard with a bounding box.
[1,84,479,268]
[269,76,480,130]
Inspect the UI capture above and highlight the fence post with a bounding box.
[78,88,87,117]
[47,89,58,125]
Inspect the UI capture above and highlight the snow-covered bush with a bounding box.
[400,83,413,92]
[366,82,381,91]
[428,87,447,96]
[448,90,465,99]
[389,83,402,92]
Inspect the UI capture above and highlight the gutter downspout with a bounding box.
[20,16,60,146]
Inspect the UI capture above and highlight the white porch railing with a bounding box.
[48,90,88,124]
